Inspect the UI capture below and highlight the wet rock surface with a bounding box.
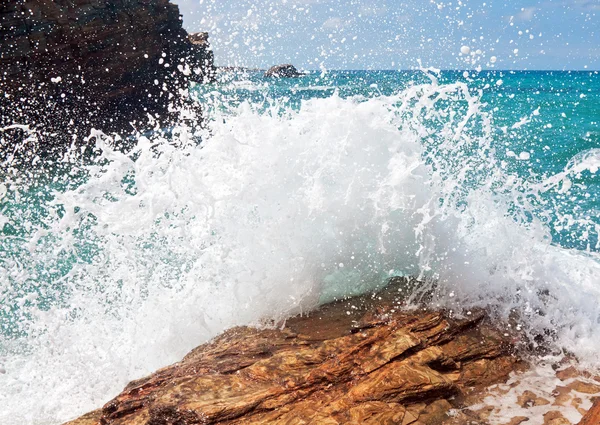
[449,359,600,424]
[64,285,524,425]
[579,399,600,425]
[0,0,215,154]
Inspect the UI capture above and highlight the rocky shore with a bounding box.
[59,282,600,425]
[0,0,215,155]
[62,282,600,425]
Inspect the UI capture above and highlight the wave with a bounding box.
[1,76,599,424]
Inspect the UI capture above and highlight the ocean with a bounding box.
[1,69,599,424]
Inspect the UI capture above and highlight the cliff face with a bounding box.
[0,0,215,154]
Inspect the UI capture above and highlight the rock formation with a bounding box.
[64,284,523,425]
[0,0,215,155]
[579,399,600,425]
[264,64,303,78]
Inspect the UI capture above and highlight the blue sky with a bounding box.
[173,0,599,70]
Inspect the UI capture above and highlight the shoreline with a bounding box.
[63,282,600,425]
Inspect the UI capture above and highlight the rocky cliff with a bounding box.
[0,0,215,154]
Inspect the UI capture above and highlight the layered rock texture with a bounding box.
[65,285,524,425]
[0,0,215,153]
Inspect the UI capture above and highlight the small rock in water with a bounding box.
[505,417,529,425]
[542,410,570,425]
[567,380,600,394]
[264,64,303,78]
[517,390,550,407]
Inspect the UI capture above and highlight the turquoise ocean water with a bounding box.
[1,70,600,424]
[199,69,600,249]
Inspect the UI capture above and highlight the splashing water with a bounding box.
[1,73,600,424]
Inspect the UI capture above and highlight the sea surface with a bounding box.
[1,69,600,424]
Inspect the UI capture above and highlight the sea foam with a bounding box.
[1,77,600,424]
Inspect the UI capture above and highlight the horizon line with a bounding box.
[216,66,600,73]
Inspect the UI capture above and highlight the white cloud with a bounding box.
[575,0,600,10]
[322,17,344,30]
[289,0,326,4]
[359,4,388,17]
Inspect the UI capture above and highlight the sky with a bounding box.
[172,0,600,70]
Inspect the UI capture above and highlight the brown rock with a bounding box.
[63,410,101,425]
[579,399,600,425]
[517,390,550,407]
[535,397,551,406]
[415,399,453,424]
[552,385,573,406]
[556,366,583,381]
[504,417,529,425]
[64,289,520,425]
[472,405,495,421]
[569,380,600,395]
[543,411,571,425]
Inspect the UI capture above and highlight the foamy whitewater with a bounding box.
[1,72,600,424]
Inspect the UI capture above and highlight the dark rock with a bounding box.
[0,0,215,157]
[264,63,303,78]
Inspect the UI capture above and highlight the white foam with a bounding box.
[474,360,600,425]
[1,80,599,424]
